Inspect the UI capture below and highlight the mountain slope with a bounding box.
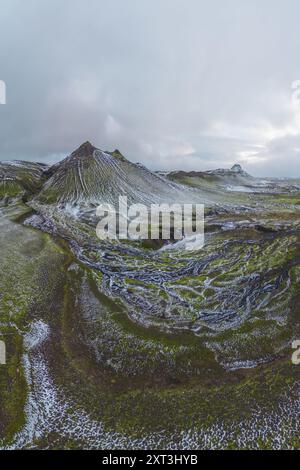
[34,142,186,207]
[0,160,48,202]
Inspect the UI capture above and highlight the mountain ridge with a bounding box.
[33,141,185,207]
[1,142,299,208]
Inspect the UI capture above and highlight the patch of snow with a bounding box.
[226,185,254,193]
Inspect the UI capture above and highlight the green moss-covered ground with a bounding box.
[1,189,300,449]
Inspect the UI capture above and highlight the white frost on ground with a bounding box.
[3,320,300,449]
[23,320,50,351]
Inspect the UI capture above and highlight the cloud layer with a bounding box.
[1,0,300,176]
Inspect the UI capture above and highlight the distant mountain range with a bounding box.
[1,142,299,208]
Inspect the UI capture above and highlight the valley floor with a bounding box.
[0,198,300,449]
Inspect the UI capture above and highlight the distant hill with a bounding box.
[167,163,256,192]
[0,160,47,202]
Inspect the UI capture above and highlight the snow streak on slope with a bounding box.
[35,142,192,207]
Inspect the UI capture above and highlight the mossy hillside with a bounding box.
[37,258,300,449]
[0,328,27,442]
[0,161,47,204]
[0,204,72,445]
[0,180,24,199]
[25,197,300,372]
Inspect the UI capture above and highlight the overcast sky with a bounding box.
[1,0,300,176]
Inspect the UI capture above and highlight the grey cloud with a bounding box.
[1,0,300,176]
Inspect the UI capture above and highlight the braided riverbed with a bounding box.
[1,195,300,449]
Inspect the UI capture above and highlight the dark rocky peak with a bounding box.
[108,148,127,161]
[44,142,99,177]
[70,143,127,162]
[71,141,98,159]
[231,164,244,173]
